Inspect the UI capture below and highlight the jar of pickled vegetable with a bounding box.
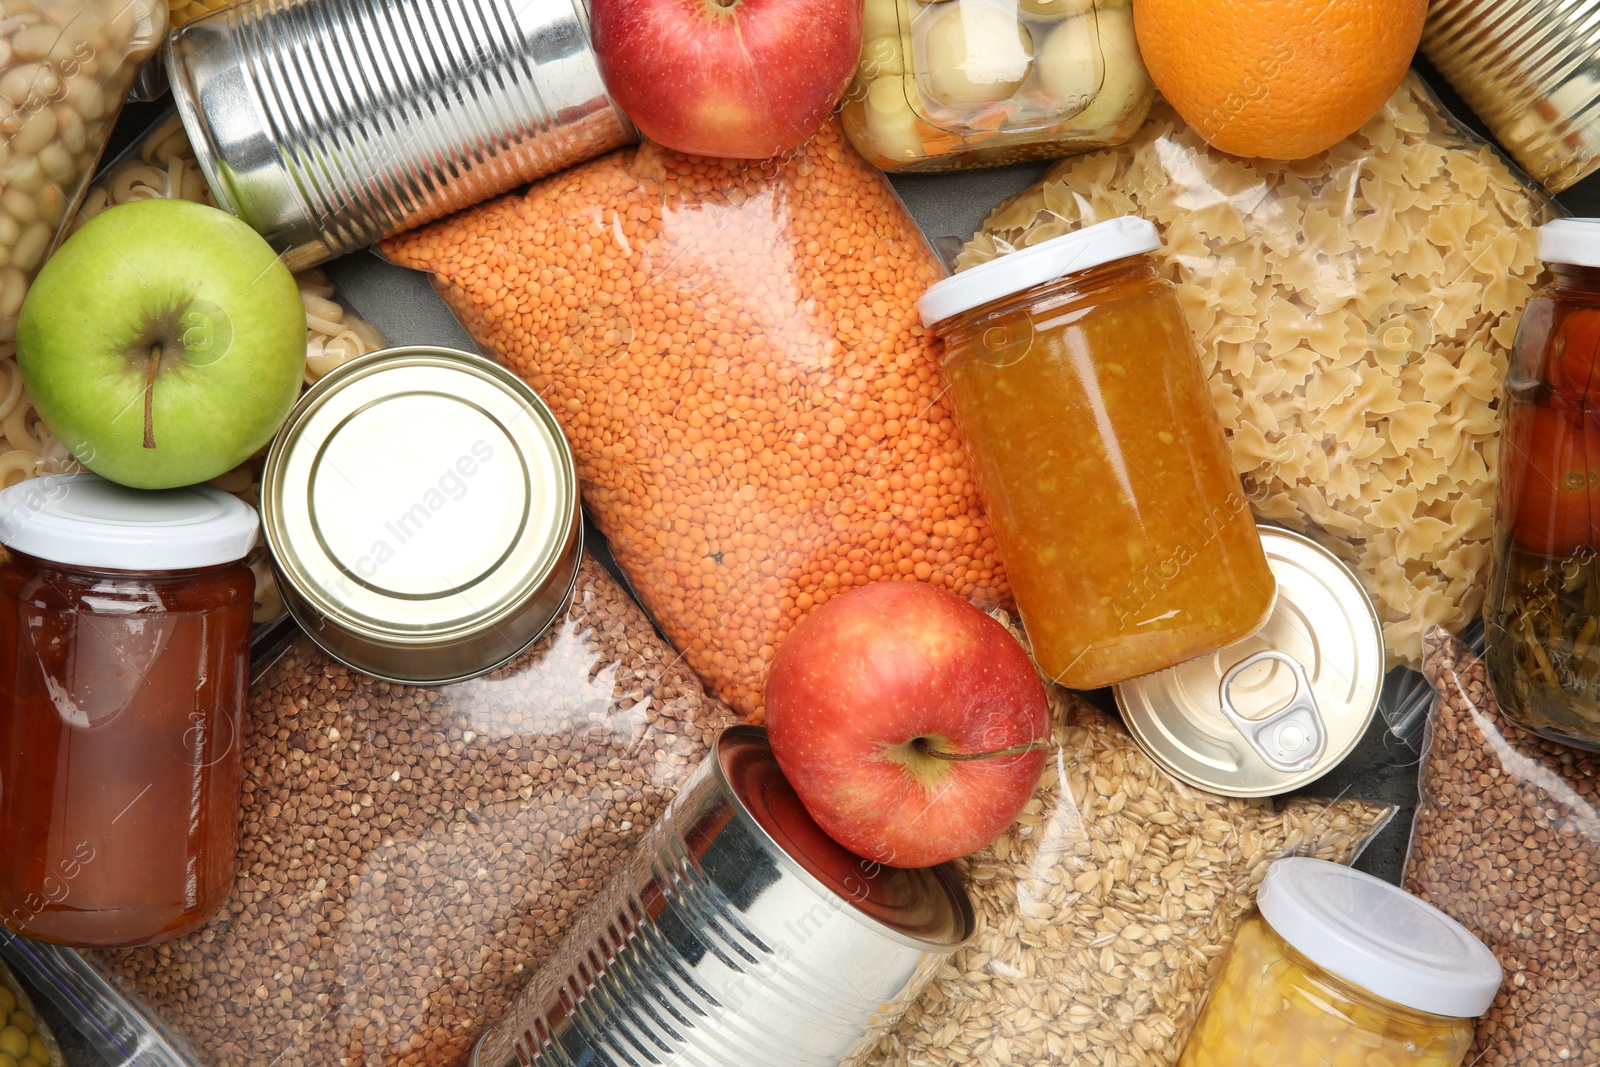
[0,474,257,947]
[919,216,1275,689]
[840,0,1154,172]
[1180,858,1500,1067]
[1486,219,1600,750]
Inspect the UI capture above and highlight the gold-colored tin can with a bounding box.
[261,346,582,684]
[1424,0,1600,192]
[1114,527,1384,798]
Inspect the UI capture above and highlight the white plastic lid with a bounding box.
[0,473,259,571]
[1537,218,1600,267]
[1257,858,1501,1019]
[918,216,1160,327]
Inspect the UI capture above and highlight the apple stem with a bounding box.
[143,345,160,450]
[912,737,1049,762]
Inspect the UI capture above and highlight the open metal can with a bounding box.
[167,0,635,269]
[1114,526,1384,798]
[261,346,581,684]
[472,725,973,1067]
[1424,0,1600,193]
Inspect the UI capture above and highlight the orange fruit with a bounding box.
[1132,0,1426,160]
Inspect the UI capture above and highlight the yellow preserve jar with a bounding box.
[919,217,1275,688]
[1181,859,1501,1067]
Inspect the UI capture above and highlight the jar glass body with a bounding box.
[840,0,1153,173]
[1180,914,1476,1067]
[0,551,253,947]
[1485,264,1600,750]
[933,254,1275,688]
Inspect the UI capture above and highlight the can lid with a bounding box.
[1537,218,1600,268]
[917,216,1160,327]
[261,347,578,654]
[1114,526,1383,797]
[1258,858,1502,1019]
[0,473,258,570]
[717,726,973,950]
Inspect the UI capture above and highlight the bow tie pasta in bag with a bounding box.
[959,74,1556,668]
[384,121,1009,718]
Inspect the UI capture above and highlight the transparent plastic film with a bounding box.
[1405,627,1600,1065]
[15,557,743,1067]
[382,121,1011,720]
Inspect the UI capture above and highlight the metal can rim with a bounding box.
[1113,526,1384,798]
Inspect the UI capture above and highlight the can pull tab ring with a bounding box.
[1218,651,1327,774]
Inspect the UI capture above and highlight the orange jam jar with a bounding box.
[920,217,1275,688]
[0,474,257,947]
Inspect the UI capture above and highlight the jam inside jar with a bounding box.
[920,217,1275,688]
[0,475,257,947]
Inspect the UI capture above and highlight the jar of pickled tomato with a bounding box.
[919,216,1276,689]
[1180,858,1501,1067]
[0,474,257,947]
[1486,219,1600,750]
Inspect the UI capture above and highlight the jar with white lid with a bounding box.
[0,473,258,947]
[1179,858,1502,1067]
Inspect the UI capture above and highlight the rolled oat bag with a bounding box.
[960,73,1557,668]
[382,120,1010,719]
[856,688,1396,1067]
[18,558,739,1067]
[1406,628,1600,1066]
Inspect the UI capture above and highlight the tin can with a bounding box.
[166,0,636,269]
[1423,0,1600,193]
[472,725,974,1067]
[1114,526,1384,798]
[260,346,582,684]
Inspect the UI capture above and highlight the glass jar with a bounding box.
[1180,859,1499,1067]
[1486,218,1600,751]
[919,216,1275,689]
[0,474,257,947]
[840,0,1154,172]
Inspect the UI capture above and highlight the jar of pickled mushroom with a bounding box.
[841,0,1153,172]
[0,474,257,947]
[1486,219,1600,751]
[1180,858,1501,1067]
[919,216,1275,689]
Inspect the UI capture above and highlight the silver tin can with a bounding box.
[1424,0,1600,193]
[261,346,581,684]
[166,0,636,270]
[472,725,974,1067]
[1114,526,1385,798]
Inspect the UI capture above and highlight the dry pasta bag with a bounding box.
[960,73,1557,668]
[383,120,1010,718]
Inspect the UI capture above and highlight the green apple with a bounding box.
[17,199,307,490]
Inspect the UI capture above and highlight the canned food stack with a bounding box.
[0,1,1594,1066]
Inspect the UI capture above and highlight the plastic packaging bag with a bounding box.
[0,0,164,338]
[382,120,1011,720]
[1405,627,1600,1066]
[0,958,63,1067]
[959,73,1556,669]
[16,556,737,1067]
[858,685,1396,1067]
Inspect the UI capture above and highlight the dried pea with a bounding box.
[384,120,1011,718]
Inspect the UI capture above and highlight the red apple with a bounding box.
[765,581,1050,868]
[590,0,861,160]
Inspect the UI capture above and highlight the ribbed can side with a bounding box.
[1424,0,1600,191]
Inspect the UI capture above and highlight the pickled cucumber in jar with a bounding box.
[841,0,1154,172]
[1179,860,1498,1067]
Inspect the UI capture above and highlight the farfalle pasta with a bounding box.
[959,74,1555,667]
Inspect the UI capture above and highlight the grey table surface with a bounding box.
[23,56,1600,1067]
